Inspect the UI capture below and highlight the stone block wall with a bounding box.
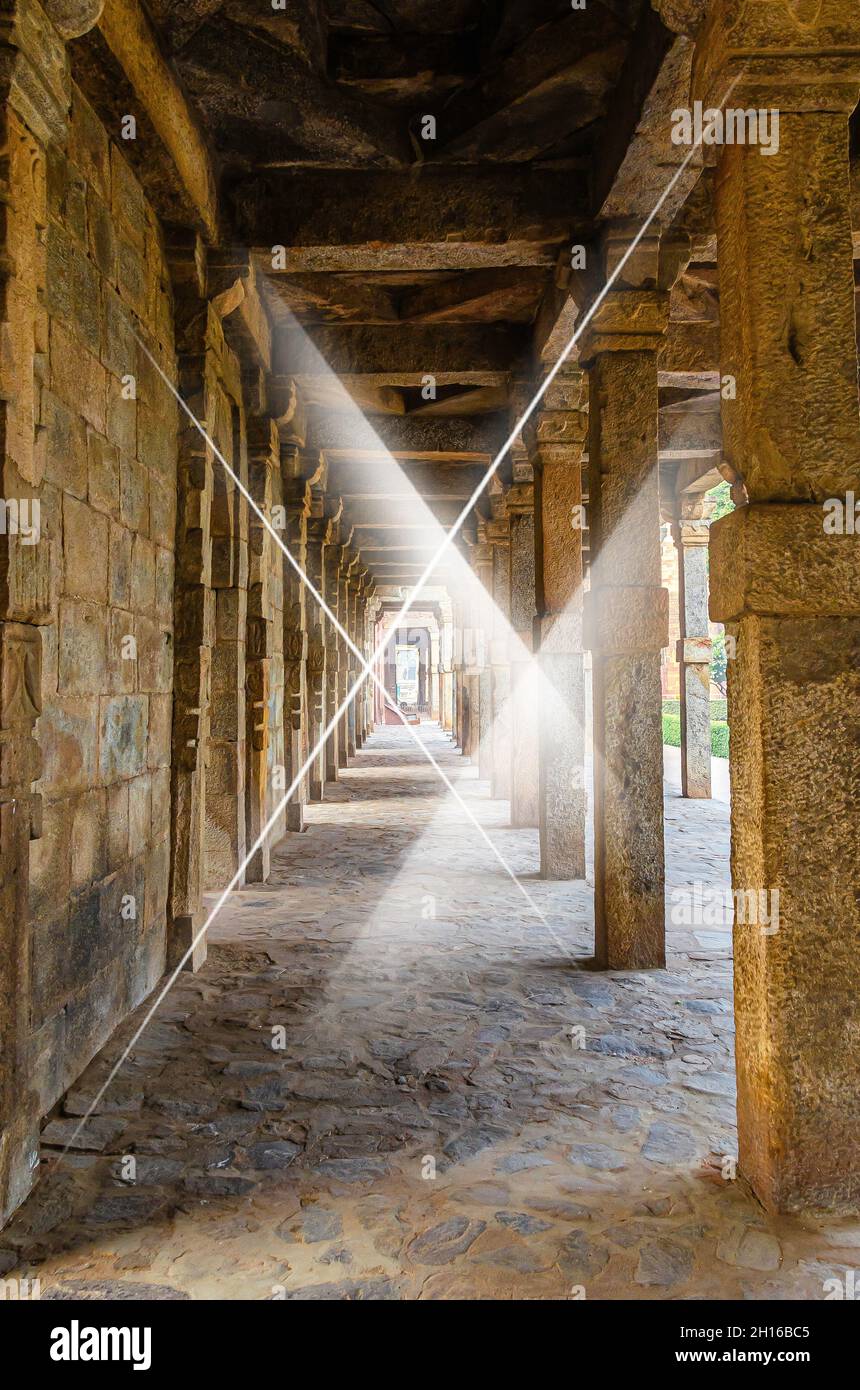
[27,86,177,1113]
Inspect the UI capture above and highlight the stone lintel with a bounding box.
[584,585,670,654]
[710,504,860,623]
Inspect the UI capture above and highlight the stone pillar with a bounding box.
[429,627,441,721]
[206,414,249,890]
[346,562,363,756]
[488,506,512,801]
[323,509,342,782]
[452,600,466,750]
[693,0,860,1212]
[507,481,539,826]
[335,543,354,770]
[672,494,715,799]
[461,578,483,763]
[364,585,379,734]
[305,507,328,801]
[244,417,276,878]
[581,232,669,968]
[474,531,494,781]
[440,600,454,733]
[167,276,215,972]
[281,445,315,831]
[353,571,367,748]
[530,371,587,879]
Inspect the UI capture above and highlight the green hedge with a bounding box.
[662,710,730,759]
[662,712,681,748]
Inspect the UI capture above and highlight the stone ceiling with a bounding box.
[74,1,857,588]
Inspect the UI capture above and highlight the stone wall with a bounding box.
[27,85,177,1113]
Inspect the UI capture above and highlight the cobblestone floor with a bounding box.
[3,725,859,1300]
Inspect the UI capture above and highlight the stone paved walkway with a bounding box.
[3,725,859,1300]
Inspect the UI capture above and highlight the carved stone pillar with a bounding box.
[460,562,484,763]
[581,231,669,968]
[305,505,328,802]
[364,583,378,736]
[351,571,365,747]
[323,514,342,783]
[337,546,349,767]
[672,494,716,799]
[244,417,276,879]
[488,504,512,801]
[474,529,494,781]
[205,404,248,891]
[281,445,314,832]
[507,480,539,826]
[693,0,860,1213]
[429,626,441,722]
[167,284,215,974]
[346,560,362,757]
[450,599,463,749]
[529,371,587,879]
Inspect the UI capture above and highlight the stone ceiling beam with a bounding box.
[659,319,720,379]
[398,268,547,326]
[310,412,504,460]
[328,461,487,502]
[342,499,464,530]
[278,324,523,383]
[593,6,705,227]
[228,168,580,270]
[437,5,629,164]
[175,14,409,169]
[658,407,721,460]
[73,0,219,240]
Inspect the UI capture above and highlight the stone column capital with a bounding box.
[577,288,669,363]
[676,519,711,547]
[673,494,716,546]
[305,514,328,546]
[324,495,343,529]
[486,518,510,547]
[505,482,535,515]
[692,0,860,114]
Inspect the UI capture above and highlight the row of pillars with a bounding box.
[302,495,378,810]
[443,0,860,1214]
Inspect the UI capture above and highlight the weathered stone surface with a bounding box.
[635,1238,694,1287]
[409,1217,486,1266]
[1,730,856,1296]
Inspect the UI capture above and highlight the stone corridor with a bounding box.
[2,726,856,1301]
